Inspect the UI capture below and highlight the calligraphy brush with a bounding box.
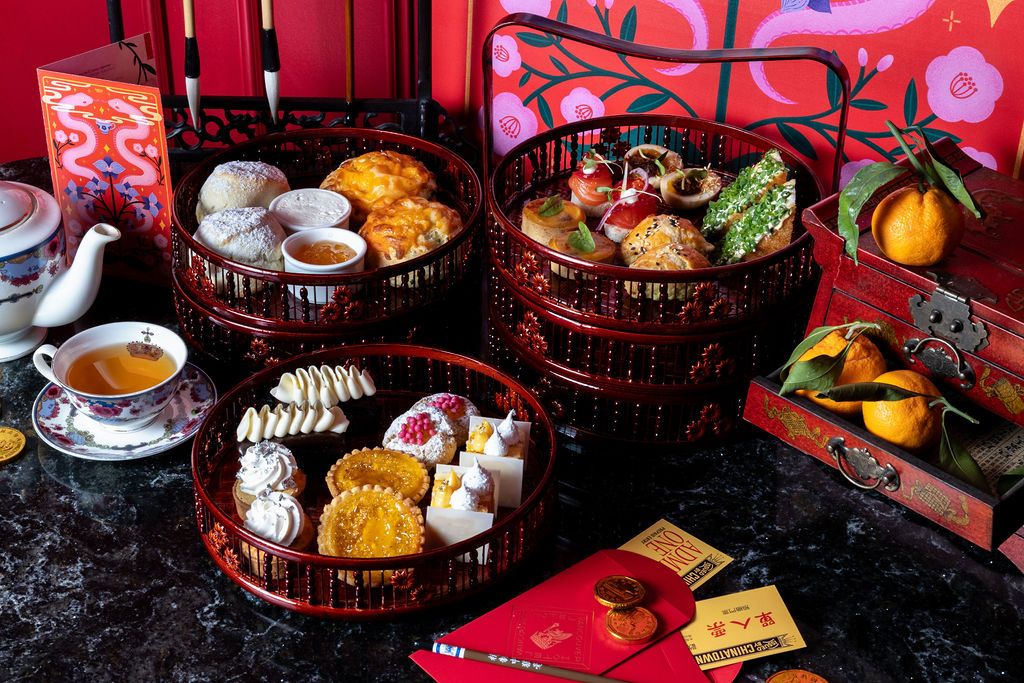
[183,0,201,129]
[260,0,280,123]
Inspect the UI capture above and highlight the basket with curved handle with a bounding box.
[482,12,852,193]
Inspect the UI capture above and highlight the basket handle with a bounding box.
[482,12,851,193]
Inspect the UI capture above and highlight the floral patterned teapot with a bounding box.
[0,180,120,361]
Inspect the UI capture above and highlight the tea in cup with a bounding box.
[33,322,188,431]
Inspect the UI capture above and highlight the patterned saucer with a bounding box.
[32,363,217,461]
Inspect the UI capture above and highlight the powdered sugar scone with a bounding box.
[382,405,458,469]
[241,490,314,580]
[196,160,290,222]
[232,441,307,519]
[409,393,479,445]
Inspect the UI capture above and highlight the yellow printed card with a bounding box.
[619,519,732,590]
[681,585,806,670]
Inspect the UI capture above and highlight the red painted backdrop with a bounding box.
[4,0,1023,193]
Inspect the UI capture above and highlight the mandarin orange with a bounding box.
[870,185,964,267]
[861,369,943,453]
[795,329,888,417]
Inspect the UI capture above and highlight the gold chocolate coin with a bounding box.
[0,427,26,464]
[766,670,830,683]
[605,606,658,644]
[594,574,646,609]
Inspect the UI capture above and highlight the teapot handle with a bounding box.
[32,344,60,385]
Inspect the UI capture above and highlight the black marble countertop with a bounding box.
[2,159,1023,682]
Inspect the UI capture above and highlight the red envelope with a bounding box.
[411,549,715,682]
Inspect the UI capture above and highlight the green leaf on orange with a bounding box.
[779,321,879,377]
[815,381,935,403]
[938,410,989,493]
[911,125,982,219]
[837,162,908,264]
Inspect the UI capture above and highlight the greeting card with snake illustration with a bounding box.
[38,33,172,282]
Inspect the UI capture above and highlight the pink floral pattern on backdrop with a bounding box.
[493,34,523,78]
[925,46,1004,124]
[491,92,539,156]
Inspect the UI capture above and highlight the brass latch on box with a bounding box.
[905,286,987,390]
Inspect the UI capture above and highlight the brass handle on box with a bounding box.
[826,437,900,492]
[902,336,976,390]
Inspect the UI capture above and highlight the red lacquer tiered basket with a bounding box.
[483,15,850,444]
[192,344,556,618]
[170,128,482,371]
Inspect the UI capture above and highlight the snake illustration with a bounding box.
[109,97,160,233]
[55,92,98,180]
[748,0,937,104]
[653,0,710,77]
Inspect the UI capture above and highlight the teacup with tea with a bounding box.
[33,322,188,431]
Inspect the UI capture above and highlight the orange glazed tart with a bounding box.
[317,485,425,586]
[325,447,430,503]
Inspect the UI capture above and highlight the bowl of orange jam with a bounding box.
[282,227,367,303]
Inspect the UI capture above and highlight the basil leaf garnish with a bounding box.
[537,196,564,217]
[567,221,595,253]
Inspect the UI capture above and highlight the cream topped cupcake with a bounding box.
[232,441,307,518]
[241,490,314,580]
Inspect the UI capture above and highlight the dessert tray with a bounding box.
[482,16,849,444]
[33,363,216,461]
[171,128,482,371]
[191,344,556,618]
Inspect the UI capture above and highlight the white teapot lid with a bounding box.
[0,181,62,254]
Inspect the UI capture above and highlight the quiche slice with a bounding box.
[326,447,429,503]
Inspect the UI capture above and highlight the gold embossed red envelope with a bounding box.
[411,548,709,682]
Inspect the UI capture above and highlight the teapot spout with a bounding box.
[32,223,121,329]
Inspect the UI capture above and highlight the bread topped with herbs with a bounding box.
[701,150,789,241]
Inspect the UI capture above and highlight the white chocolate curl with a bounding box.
[236,402,350,442]
[269,365,376,407]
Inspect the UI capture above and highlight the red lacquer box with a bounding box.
[744,138,1024,567]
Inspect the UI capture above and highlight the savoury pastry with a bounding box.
[701,149,788,240]
[620,214,713,266]
[196,160,290,223]
[358,196,462,269]
[520,196,586,246]
[627,243,711,301]
[320,150,436,224]
[317,484,425,586]
[715,179,796,265]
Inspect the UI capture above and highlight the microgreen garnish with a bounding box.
[568,221,596,253]
[838,120,982,265]
[537,195,564,217]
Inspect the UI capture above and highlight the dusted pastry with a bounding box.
[269,364,376,407]
[358,196,463,269]
[241,490,315,580]
[194,206,287,271]
[620,214,713,267]
[326,447,429,503]
[317,485,425,586]
[232,441,306,518]
[409,393,480,445]
[520,195,586,246]
[319,150,436,224]
[382,405,458,469]
[196,160,290,222]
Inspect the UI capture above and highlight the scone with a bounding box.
[194,206,286,272]
[320,150,436,224]
[627,242,711,301]
[317,485,425,586]
[382,405,458,469]
[232,441,307,519]
[620,214,713,266]
[241,490,314,580]
[409,393,480,445]
[326,447,429,503]
[196,160,290,222]
[358,196,462,269]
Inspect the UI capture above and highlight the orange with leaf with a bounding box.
[839,121,981,267]
[780,321,987,492]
